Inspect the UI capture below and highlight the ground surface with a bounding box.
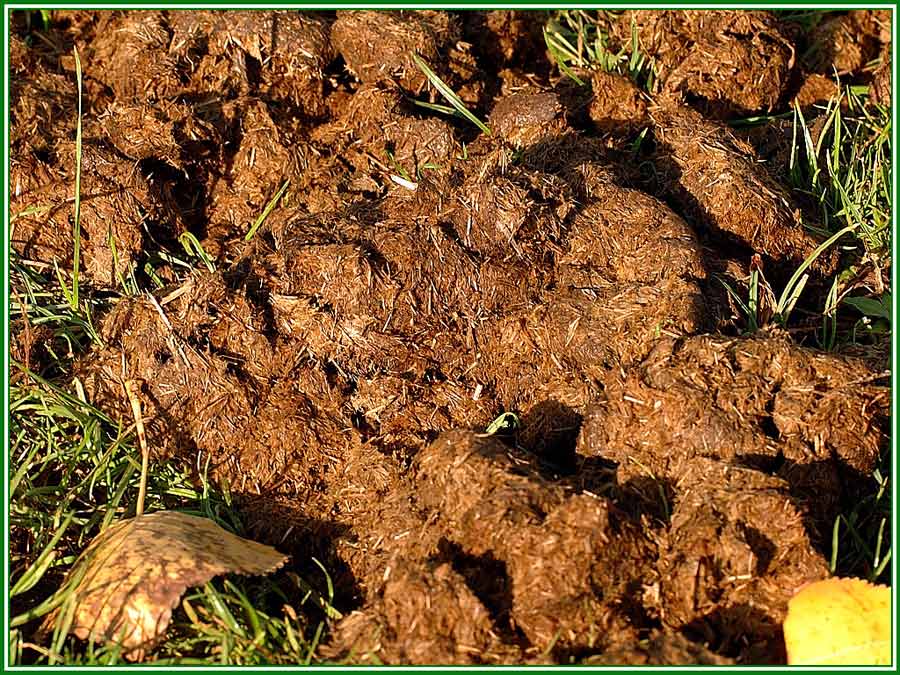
[8,9,893,666]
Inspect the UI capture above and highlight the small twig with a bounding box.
[159,282,192,306]
[125,380,150,517]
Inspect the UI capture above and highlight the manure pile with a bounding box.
[10,9,891,665]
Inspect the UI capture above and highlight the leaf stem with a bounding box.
[71,47,84,311]
[125,380,149,517]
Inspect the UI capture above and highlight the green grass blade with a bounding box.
[312,557,335,607]
[628,17,641,72]
[50,590,79,659]
[101,462,137,528]
[409,98,458,116]
[747,268,759,328]
[411,53,491,135]
[872,548,891,581]
[304,622,325,666]
[821,275,840,350]
[11,361,113,423]
[775,224,856,320]
[779,274,809,325]
[288,572,343,621]
[204,582,246,638]
[830,516,841,574]
[10,512,74,596]
[245,180,289,242]
[224,580,264,645]
[178,232,216,272]
[544,29,585,86]
[717,276,756,332]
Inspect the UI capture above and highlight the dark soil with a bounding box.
[10,9,891,665]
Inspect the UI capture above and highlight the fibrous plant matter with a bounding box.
[331,10,461,91]
[10,8,892,666]
[582,10,798,118]
[649,97,838,274]
[804,10,891,76]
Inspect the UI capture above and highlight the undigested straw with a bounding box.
[125,380,150,517]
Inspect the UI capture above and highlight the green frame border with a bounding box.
[2,2,896,671]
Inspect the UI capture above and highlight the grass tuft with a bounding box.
[9,346,337,664]
[544,11,656,90]
[723,84,892,352]
[10,254,333,665]
[789,88,892,260]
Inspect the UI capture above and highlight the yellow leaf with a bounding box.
[45,511,288,661]
[783,577,891,665]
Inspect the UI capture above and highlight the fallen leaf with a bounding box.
[46,511,288,660]
[783,576,891,665]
